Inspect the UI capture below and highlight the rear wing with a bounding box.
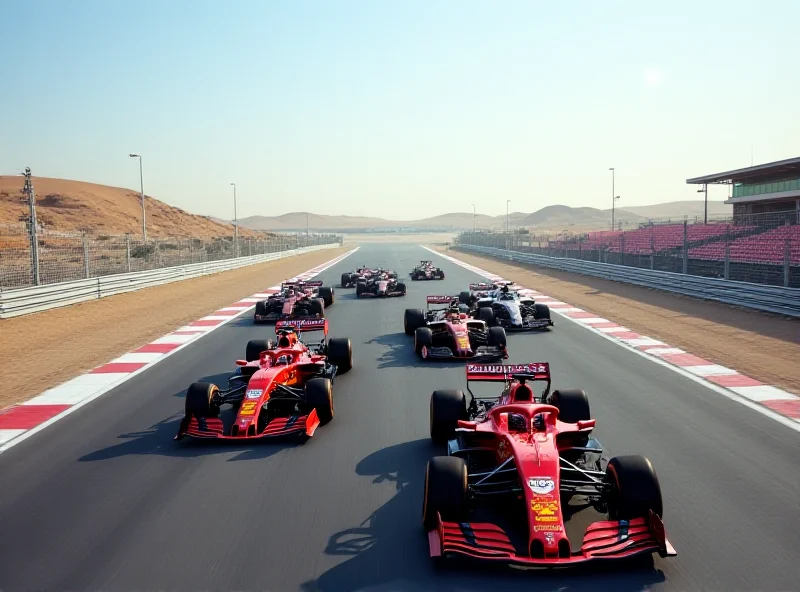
[466,363,550,382]
[275,319,329,335]
[427,295,456,309]
[300,280,323,287]
[469,282,496,291]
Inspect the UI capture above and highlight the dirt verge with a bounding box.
[0,248,347,409]
[440,247,800,395]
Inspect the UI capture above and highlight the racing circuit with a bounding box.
[0,243,798,591]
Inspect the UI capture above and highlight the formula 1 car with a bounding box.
[356,273,406,298]
[410,260,445,281]
[423,363,676,567]
[253,280,333,323]
[341,266,399,288]
[460,282,552,331]
[403,296,507,360]
[175,319,352,441]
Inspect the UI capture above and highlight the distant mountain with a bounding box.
[617,200,732,220]
[237,200,730,232]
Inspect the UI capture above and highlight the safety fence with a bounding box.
[0,223,342,289]
[460,218,800,288]
[452,243,800,318]
[0,243,341,319]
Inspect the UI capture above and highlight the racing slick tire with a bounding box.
[434,269,444,280]
[547,388,590,424]
[356,281,367,297]
[411,271,420,281]
[458,291,471,305]
[415,326,433,356]
[430,389,467,443]
[534,303,551,321]
[477,306,495,326]
[341,273,353,288]
[605,455,663,520]
[310,298,325,317]
[487,326,507,348]
[246,339,273,362]
[318,286,334,307]
[404,308,426,335]
[305,377,334,425]
[328,337,353,374]
[185,382,218,418]
[423,456,468,530]
[254,300,268,322]
[396,282,407,296]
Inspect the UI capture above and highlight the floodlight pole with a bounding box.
[472,203,476,234]
[609,167,616,230]
[698,184,708,224]
[129,154,147,241]
[230,182,238,257]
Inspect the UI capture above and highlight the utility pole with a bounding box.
[506,199,511,249]
[129,154,147,241]
[609,167,616,230]
[471,203,476,234]
[698,183,708,224]
[21,168,40,285]
[230,182,238,257]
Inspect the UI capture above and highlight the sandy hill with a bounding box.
[0,176,253,238]
[618,200,732,220]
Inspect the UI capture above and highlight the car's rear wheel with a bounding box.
[535,303,551,320]
[605,455,663,520]
[310,298,325,317]
[356,281,366,297]
[404,308,426,335]
[341,273,352,288]
[487,326,506,348]
[458,291,471,305]
[305,377,334,425]
[396,282,406,295]
[246,339,272,362]
[477,306,495,326]
[254,300,268,321]
[328,337,352,373]
[547,388,590,424]
[423,456,468,529]
[318,286,334,307]
[415,327,433,355]
[185,382,218,417]
[430,389,467,443]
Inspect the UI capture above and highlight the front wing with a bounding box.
[420,345,508,361]
[428,512,676,567]
[499,318,554,331]
[175,411,321,440]
[358,290,405,298]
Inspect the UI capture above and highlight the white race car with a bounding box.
[460,283,553,331]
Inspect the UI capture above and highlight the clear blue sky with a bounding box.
[2,0,798,219]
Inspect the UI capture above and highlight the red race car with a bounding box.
[253,280,334,323]
[404,296,507,360]
[175,319,352,441]
[423,363,676,567]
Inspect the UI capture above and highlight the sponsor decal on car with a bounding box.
[531,500,559,522]
[246,389,263,399]
[239,401,258,416]
[534,524,563,532]
[544,532,556,546]
[456,336,470,349]
[528,477,555,495]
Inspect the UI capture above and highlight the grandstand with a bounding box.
[686,156,800,225]
[459,157,800,287]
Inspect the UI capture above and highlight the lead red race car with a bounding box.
[175,319,352,441]
[423,363,676,567]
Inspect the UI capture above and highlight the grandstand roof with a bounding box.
[686,156,800,185]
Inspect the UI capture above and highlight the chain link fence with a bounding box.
[456,213,800,288]
[0,223,343,289]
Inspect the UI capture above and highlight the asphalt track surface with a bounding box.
[1,243,798,591]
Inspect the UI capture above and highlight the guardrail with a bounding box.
[455,244,800,318]
[0,244,339,319]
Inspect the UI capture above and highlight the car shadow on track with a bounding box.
[78,377,307,463]
[366,333,466,370]
[301,439,667,592]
